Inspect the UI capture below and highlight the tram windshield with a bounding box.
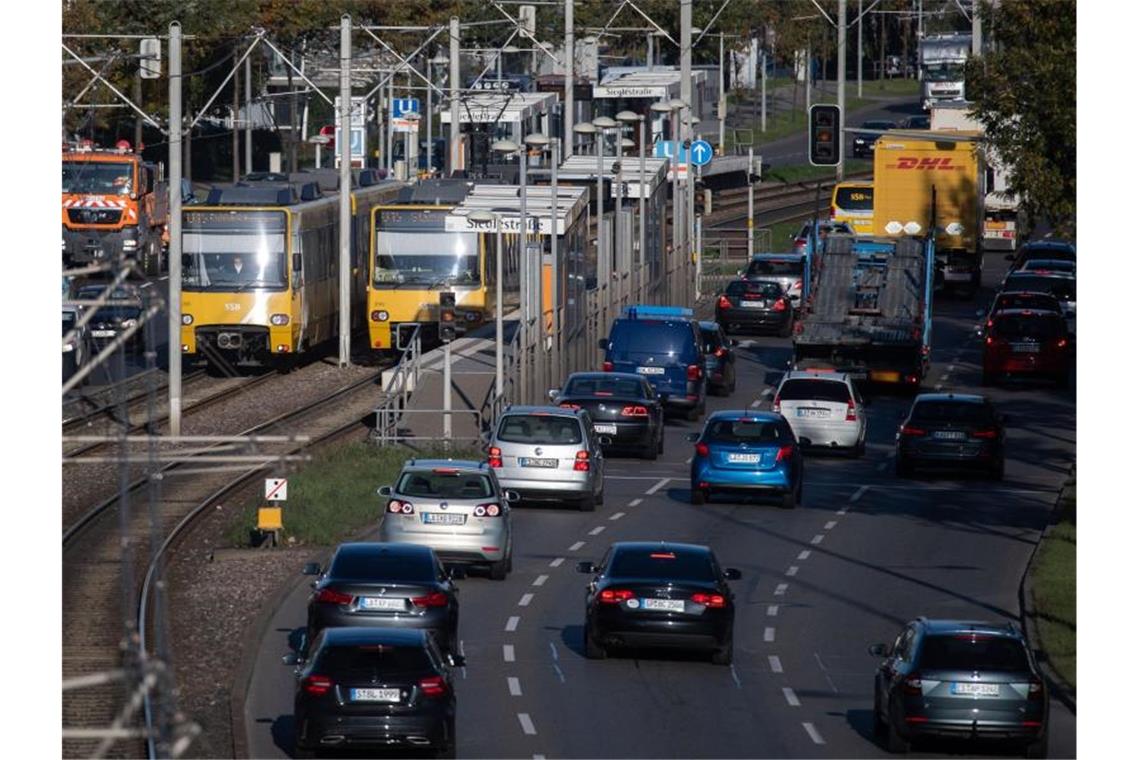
[374,229,480,288]
[181,210,288,290]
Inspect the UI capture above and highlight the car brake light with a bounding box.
[902,674,924,695]
[712,347,726,359]
[829,206,837,220]
[574,450,590,471]
[717,295,731,310]
[315,588,354,606]
[794,237,806,247]
[773,298,788,312]
[695,442,709,457]
[410,591,449,607]
[474,503,502,517]
[303,675,332,696]
[1056,337,1068,349]
[900,425,926,437]
[602,361,614,372]
[488,446,502,468]
[621,405,649,417]
[971,428,999,439]
[690,592,726,608]
[419,675,447,697]
[686,364,702,381]
[771,395,781,414]
[776,444,794,462]
[793,280,803,292]
[598,588,635,604]
[388,499,415,515]
[845,398,856,422]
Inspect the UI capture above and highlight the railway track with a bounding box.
[63,370,207,430]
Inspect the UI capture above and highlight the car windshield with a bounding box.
[328,549,435,582]
[564,377,647,398]
[778,379,851,403]
[994,294,1060,313]
[992,315,1066,339]
[182,209,288,290]
[917,635,1030,672]
[608,548,717,581]
[911,401,995,424]
[705,418,788,444]
[606,321,695,363]
[727,280,783,298]
[834,187,873,211]
[316,645,432,678]
[746,259,802,277]
[1022,260,1074,273]
[375,230,480,288]
[62,160,133,195]
[497,415,583,445]
[397,470,495,499]
[1003,275,1075,301]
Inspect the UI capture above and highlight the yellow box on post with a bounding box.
[258,506,283,547]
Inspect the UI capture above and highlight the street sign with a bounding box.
[334,128,366,158]
[391,98,420,118]
[265,478,288,502]
[654,140,689,163]
[689,139,713,166]
[334,96,368,166]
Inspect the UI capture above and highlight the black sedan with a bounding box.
[290,627,463,758]
[77,283,145,354]
[304,542,460,654]
[896,393,1006,479]
[716,280,794,337]
[549,372,665,460]
[579,542,741,665]
[851,119,896,158]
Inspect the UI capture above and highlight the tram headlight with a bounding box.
[371,310,389,322]
[182,314,194,325]
[270,313,290,326]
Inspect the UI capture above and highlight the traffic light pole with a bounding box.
[338,15,352,368]
[168,22,182,438]
[837,0,847,182]
[443,339,452,444]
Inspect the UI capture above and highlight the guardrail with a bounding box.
[372,325,424,445]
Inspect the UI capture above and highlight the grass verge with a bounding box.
[765,160,873,184]
[224,442,484,547]
[1028,481,1076,688]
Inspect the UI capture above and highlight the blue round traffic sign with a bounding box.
[689,139,713,166]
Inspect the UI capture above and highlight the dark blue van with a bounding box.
[598,305,707,420]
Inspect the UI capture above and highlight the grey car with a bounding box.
[379,459,517,580]
[489,405,606,511]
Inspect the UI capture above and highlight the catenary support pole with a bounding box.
[857,0,864,98]
[245,53,252,173]
[495,220,503,400]
[747,146,754,258]
[443,339,452,441]
[426,57,433,175]
[761,47,767,132]
[718,33,725,153]
[564,0,574,157]
[637,118,646,301]
[450,16,461,174]
[519,150,529,404]
[232,51,240,180]
[680,0,692,298]
[134,66,143,152]
[972,0,981,55]
[168,22,182,437]
[338,15,352,367]
[837,0,847,182]
[386,75,394,174]
[550,140,561,387]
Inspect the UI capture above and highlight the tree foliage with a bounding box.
[965,0,1076,230]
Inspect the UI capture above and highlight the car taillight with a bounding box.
[714,347,727,358]
[845,398,856,422]
[902,674,924,695]
[686,364,702,381]
[971,428,999,439]
[602,361,614,372]
[773,298,788,312]
[574,450,590,471]
[771,395,781,414]
[597,588,635,604]
[695,442,709,457]
[829,207,836,219]
[410,591,449,608]
[900,425,926,437]
[419,675,447,698]
[315,588,353,606]
[621,405,649,417]
[387,499,415,515]
[559,402,581,410]
[792,280,803,292]
[775,444,794,462]
[303,675,332,696]
[690,592,726,608]
[1027,676,1044,699]
[717,295,731,310]
[1056,337,1068,349]
[488,446,502,468]
[473,503,502,517]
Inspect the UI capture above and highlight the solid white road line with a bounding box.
[532,575,548,587]
[783,687,801,707]
[518,713,537,735]
[519,594,534,607]
[568,541,585,552]
[730,665,743,689]
[774,583,788,596]
[503,644,516,662]
[797,550,811,561]
[786,566,799,577]
[549,557,565,568]
[850,485,869,502]
[628,498,643,507]
[767,605,779,616]
[508,677,522,696]
[646,477,671,494]
[506,616,520,632]
[764,627,776,642]
[609,511,625,521]
[588,526,606,536]
[824,520,837,530]
[802,722,825,745]
[769,655,784,673]
[811,534,824,545]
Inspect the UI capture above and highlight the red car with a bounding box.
[982,309,1071,387]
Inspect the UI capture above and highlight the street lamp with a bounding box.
[652,101,682,302]
[669,98,693,303]
[469,209,503,402]
[591,117,620,316]
[616,110,646,303]
[492,138,528,403]
[524,132,561,391]
[571,120,595,157]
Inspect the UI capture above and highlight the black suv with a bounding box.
[291,627,463,757]
[869,618,1048,756]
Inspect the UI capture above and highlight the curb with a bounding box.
[1018,467,1077,714]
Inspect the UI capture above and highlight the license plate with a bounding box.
[944,271,972,282]
[350,687,401,702]
[91,330,116,338]
[740,300,766,308]
[951,682,1001,697]
[727,452,760,463]
[1013,343,1040,353]
[594,423,617,435]
[931,431,967,441]
[423,512,466,526]
[519,457,558,468]
[870,370,901,383]
[636,366,665,375]
[642,598,685,612]
[797,408,830,419]
[360,597,405,611]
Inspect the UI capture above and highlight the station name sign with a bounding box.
[593,85,668,99]
[445,213,566,236]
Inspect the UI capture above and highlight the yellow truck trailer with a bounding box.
[871,133,986,295]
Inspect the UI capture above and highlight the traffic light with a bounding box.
[809,104,842,167]
[438,291,456,343]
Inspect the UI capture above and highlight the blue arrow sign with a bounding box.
[653,140,689,163]
[689,139,713,166]
[392,98,420,118]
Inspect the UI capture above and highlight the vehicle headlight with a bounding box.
[62,342,75,353]
[270,313,290,326]
[182,314,194,325]
[122,240,138,250]
[121,319,138,329]
[371,310,389,322]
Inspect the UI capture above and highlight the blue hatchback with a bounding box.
[688,411,803,508]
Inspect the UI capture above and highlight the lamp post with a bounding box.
[651,101,680,303]
[616,111,645,302]
[524,132,556,396]
[591,116,619,322]
[669,98,693,304]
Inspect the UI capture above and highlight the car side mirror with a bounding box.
[597,435,613,446]
[548,389,560,401]
[504,490,521,503]
[723,568,742,581]
[597,338,609,350]
[302,562,321,576]
[868,643,888,657]
[282,652,301,666]
[576,561,597,574]
[685,432,700,443]
[447,653,467,668]
[377,485,391,497]
[729,339,739,346]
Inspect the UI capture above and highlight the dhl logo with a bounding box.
[888,157,961,170]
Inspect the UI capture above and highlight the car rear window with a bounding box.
[834,186,873,211]
[991,315,1066,339]
[329,548,436,581]
[607,320,698,363]
[1004,275,1075,301]
[916,635,1030,672]
[911,401,995,424]
[564,376,647,398]
[397,470,494,499]
[994,294,1060,313]
[777,378,851,403]
[497,414,583,444]
[608,548,717,581]
[1022,260,1074,273]
[705,418,790,444]
[316,644,432,677]
[746,259,803,277]
[726,280,783,298]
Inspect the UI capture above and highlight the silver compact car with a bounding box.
[379,460,516,580]
[489,406,606,511]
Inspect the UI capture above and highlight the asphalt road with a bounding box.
[242,248,1076,759]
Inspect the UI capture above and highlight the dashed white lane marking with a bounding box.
[935,383,944,390]
[685,456,693,464]
[877,462,888,472]
[518,594,534,607]
[762,388,774,397]
[939,374,949,382]
[549,642,559,661]
[508,676,522,696]
[835,507,848,515]
[730,665,743,689]
[774,583,788,596]
[767,605,779,616]
[609,511,625,521]
[769,655,784,673]
[802,722,825,745]
[786,566,799,577]
[568,541,585,552]
[850,485,869,502]
[797,550,811,561]
[811,534,824,545]
[764,627,776,642]
[646,477,671,494]
[459,640,467,679]
[628,498,643,507]
[503,644,516,662]
[588,526,606,536]
[751,399,762,408]
[549,557,565,568]
[505,616,520,632]
[533,575,548,587]
[783,687,801,707]
[824,520,838,530]
[518,713,537,735]
[552,662,566,683]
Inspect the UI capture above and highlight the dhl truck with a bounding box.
[62,142,168,275]
[871,133,985,296]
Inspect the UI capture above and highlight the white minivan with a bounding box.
[773,371,867,456]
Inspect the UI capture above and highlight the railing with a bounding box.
[372,325,423,445]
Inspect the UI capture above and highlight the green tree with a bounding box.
[965,0,1075,231]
